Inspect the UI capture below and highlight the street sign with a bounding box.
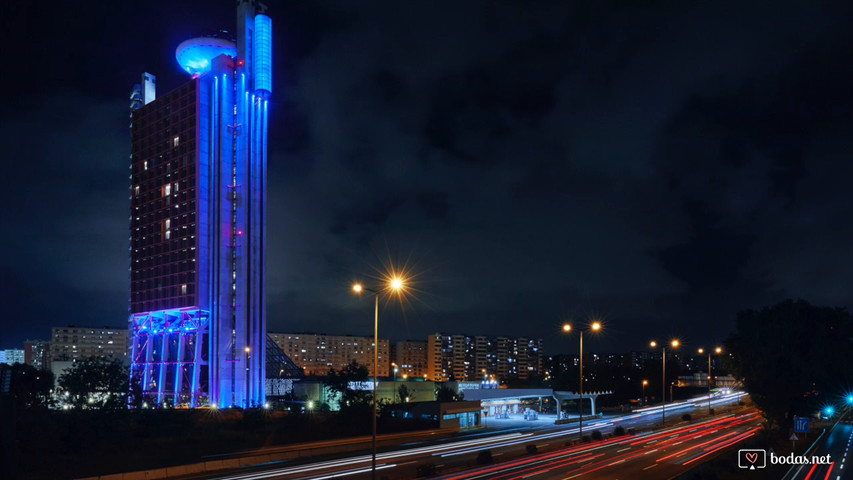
[789,433,799,441]
[794,417,810,433]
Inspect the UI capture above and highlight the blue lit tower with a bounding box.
[128,0,271,408]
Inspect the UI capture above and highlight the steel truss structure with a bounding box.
[130,308,210,407]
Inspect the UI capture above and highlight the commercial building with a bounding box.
[127,0,272,408]
[268,333,390,377]
[427,334,543,382]
[393,340,428,379]
[0,349,24,365]
[50,327,129,363]
[24,340,51,370]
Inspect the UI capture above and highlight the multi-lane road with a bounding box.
[196,392,755,480]
[785,421,853,480]
[435,411,762,480]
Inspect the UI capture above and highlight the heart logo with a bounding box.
[745,452,758,464]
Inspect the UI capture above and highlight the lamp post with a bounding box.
[698,347,722,414]
[352,277,406,480]
[562,321,602,442]
[642,380,648,406]
[651,339,679,426]
[244,346,251,408]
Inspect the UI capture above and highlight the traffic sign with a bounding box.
[794,417,810,433]
[789,433,799,441]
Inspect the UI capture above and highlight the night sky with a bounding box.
[2,0,853,353]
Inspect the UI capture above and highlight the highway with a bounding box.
[195,392,752,480]
[786,421,853,480]
[436,411,762,480]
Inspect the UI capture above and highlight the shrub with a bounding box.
[477,449,493,464]
[591,430,603,441]
[681,414,692,422]
[613,426,625,436]
[526,444,538,454]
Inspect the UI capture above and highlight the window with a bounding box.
[181,284,187,295]
[164,184,171,196]
[134,186,140,196]
[144,161,148,170]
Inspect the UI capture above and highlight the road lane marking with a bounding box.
[617,447,631,452]
[643,464,658,470]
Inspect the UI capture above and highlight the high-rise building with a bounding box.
[127,1,272,408]
[24,340,51,370]
[427,334,543,381]
[50,327,129,363]
[394,340,428,379]
[268,333,390,377]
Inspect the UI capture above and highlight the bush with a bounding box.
[681,414,692,422]
[591,430,603,441]
[627,428,636,435]
[613,426,625,436]
[477,449,493,464]
[416,463,437,477]
[526,444,538,454]
[582,435,591,443]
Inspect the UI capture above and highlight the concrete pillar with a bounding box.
[590,395,597,415]
[553,395,561,418]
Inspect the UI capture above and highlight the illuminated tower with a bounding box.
[128,0,271,408]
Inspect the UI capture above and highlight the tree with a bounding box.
[58,357,130,410]
[325,361,372,411]
[4,363,53,409]
[436,384,463,402]
[397,384,411,403]
[726,300,853,430]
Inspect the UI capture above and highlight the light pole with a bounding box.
[562,321,602,442]
[651,339,679,426]
[244,346,251,408]
[352,276,406,480]
[642,380,648,406]
[698,347,722,414]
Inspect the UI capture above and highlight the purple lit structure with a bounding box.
[128,0,271,408]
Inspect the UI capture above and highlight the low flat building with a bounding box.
[0,349,24,365]
[389,400,483,430]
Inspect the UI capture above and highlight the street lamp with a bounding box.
[352,276,407,480]
[245,346,251,408]
[562,320,602,442]
[642,380,648,406]
[697,347,722,414]
[651,339,679,425]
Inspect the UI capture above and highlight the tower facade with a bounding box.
[128,1,271,408]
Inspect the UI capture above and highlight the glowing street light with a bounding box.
[352,273,411,480]
[698,346,723,414]
[651,339,680,425]
[642,380,649,406]
[561,320,603,442]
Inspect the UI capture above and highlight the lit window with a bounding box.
[134,186,140,197]
[173,136,180,147]
[164,184,171,196]
[165,219,170,229]
[144,161,148,170]
[181,284,187,295]
[165,230,171,240]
